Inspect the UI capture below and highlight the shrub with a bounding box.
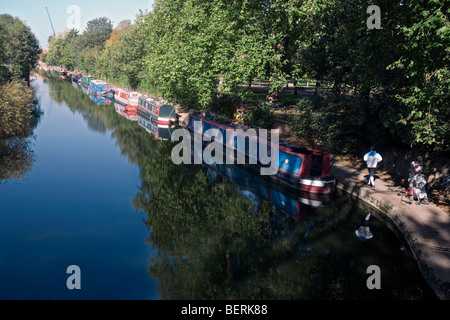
[244,102,274,129]
[0,79,36,138]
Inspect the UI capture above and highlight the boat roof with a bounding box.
[116,88,141,95]
[189,114,329,156]
[91,79,109,85]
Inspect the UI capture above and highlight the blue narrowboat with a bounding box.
[88,79,115,97]
[186,114,336,194]
[137,96,177,126]
[137,108,175,140]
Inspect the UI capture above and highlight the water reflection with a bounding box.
[39,70,437,300]
[205,162,332,221]
[137,110,176,141]
[115,104,138,122]
[355,213,374,242]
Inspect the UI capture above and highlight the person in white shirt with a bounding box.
[363,146,383,189]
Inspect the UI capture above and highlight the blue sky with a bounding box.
[1,0,154,48]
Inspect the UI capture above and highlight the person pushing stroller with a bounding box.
[407,156,429,205]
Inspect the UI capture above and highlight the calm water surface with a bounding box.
[0,73,437,300]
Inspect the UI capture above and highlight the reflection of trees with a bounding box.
[42,71,435,300]
[0,137,34,182]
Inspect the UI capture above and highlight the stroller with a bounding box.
[407,173,429,205]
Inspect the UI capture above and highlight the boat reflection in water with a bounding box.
[115,103,138,121]
[81,86,113,105]
[135,106,329,220]
[137,109,176,141]
[88,93,113,105]
[204,162,331,221]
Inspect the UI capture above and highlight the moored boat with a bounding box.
[114,88,140,113]
[71,73,83,83]
[71,73,82,88]
[138,95,177,126]
[79,75,93,88]
[88,80,115,97]
[137,108,175,140]
[185,114,336,194]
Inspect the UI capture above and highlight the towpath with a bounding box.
[331,160,450,300]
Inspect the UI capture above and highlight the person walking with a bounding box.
[363,146,383,190]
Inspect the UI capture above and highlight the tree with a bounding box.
[389,0,450,152]
[0,14,41,83]
[60,29,79,70]
[77,17,113,50]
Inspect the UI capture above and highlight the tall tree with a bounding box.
[77,17,113,50]
[390,0,450,152]
[0,14,41,83]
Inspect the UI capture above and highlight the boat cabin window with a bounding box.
[278,151,301,175]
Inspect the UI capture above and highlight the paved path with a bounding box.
[331,161,450,299]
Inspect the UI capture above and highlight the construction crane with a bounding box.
[46,7,56,37]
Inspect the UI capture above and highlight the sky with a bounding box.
[0,0,155,48]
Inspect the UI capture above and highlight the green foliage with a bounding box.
[0,79,41,183]
[0,16,41,183]
[207,95,239,118]
[0,14,41,82]
[387,0,450,152]
[244,102,274,129]
[77,17,113,50]
[0,79,36,138]
[42,0,449,157]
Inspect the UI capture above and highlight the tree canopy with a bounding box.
[0,14,41,83]
[43,1,449,156]
[0,14,42,184]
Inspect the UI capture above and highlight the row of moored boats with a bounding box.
[62,69,336,196]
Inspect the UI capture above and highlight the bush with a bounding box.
[244,102,274,129]
[0,79,36,138]
[289,94,363,154]
[208,95,240,118]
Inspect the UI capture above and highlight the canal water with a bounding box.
[0,72,437,300]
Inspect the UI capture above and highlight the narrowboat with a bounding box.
[71,73,82,88]
[114,88,140,114]
[137,108,175,140]
[88,80,115,97]
[115,103,137,121]
[185,114,336,194]
[137,96,177,126]
[79,75,93,89]
[71,73,83,83]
